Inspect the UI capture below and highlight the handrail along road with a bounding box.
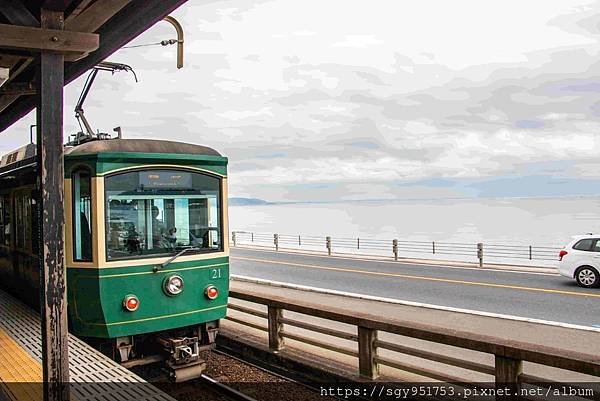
[224,286,600,399]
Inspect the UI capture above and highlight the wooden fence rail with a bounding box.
[225,289,600,399]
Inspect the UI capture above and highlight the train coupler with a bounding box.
[159,336,200,366]
[158,335,206,381]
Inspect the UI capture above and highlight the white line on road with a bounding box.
[231,274,600,333]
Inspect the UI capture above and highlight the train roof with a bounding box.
[65,139,221,156]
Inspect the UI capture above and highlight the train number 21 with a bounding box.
[210,268,222,279]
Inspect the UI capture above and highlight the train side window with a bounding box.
[3,196,10,247]
[73,169,92,261]
[15,193,25,249]
[0,196,4,245]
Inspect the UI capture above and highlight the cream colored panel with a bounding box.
[94,177,105,265]
[100,250,228,269]
[97,164,225,177]
[222,177,229,256]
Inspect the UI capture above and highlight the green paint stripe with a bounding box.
[87,304,227,327]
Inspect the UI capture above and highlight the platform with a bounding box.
[0,289,175,401]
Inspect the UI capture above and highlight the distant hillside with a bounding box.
[229,197,269,206]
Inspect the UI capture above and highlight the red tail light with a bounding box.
[123,295,139,312]
[205,285,219,300]
[558,250,568,261]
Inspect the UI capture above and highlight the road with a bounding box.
[229,247,600,328]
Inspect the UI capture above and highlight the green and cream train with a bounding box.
[0,138,229,381]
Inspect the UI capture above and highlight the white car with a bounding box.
[557,235,600,288]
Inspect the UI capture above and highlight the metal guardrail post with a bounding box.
[274,234,279,251]
[267,306,284,352]
[232,232,236,247]
[251,232,254,242]
[299,235,301,246]
[358,326,379,379]
[393,239,398,261]
[529,245,532,260]
[494,355,522,400]
[326,236,332,255]
[357,238,360,250]
[477,243,484,267]
[432,241,436,254]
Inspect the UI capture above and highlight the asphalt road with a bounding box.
[229,247,600,328]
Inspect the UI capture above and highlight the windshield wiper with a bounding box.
[153,247,199,272]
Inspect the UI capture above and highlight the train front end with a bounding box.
[64,139,229,381]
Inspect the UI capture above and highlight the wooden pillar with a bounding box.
[358,326,378,379]
[37,8,70,401]
[267,306,284,352]
[495,355,522,401]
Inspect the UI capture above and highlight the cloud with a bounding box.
[2,0,600,202]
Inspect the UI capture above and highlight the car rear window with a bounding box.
[573,239,595,251]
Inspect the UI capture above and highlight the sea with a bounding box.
[229,196,600,267]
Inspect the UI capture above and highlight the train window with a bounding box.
[15,193,29,250]
[0,196,5,246]
[105,169,222,260]
[31,196,38,255]
[2,196,10,246]
[73,169,92,261]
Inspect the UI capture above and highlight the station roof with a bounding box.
[0,0,188,132]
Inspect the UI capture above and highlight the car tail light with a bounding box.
[123,295,139,312]
[205,285,219,300]
[558,250,568,261]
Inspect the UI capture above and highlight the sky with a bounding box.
[3,0,600,202]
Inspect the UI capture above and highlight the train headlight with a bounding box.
[163,274,184,296]
[205,285,219,300]
[123,295,139,312]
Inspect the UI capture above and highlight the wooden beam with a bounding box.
[0,0,189,132]
[358,326,379,379]
[42,0,77,11]
[267,306,284,352]
[63,0,131,61]
[495,355,522,401]
[0,0,39,27]
[38,8,70,401]
[0,82,36,96]
[0,94,19,113]
[64,0,93,23]
[65,0,131,33]
[0,23,98,53]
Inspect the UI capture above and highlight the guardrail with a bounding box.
[230,231,560,266]
[226,288,599,398]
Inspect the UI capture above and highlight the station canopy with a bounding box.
[0,0,188,133]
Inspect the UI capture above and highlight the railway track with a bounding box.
[136,348,326,401]
[198,373,258,401]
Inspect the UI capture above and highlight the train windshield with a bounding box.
[105,169,222,260]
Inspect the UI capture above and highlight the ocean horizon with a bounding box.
[229,195,600,248]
